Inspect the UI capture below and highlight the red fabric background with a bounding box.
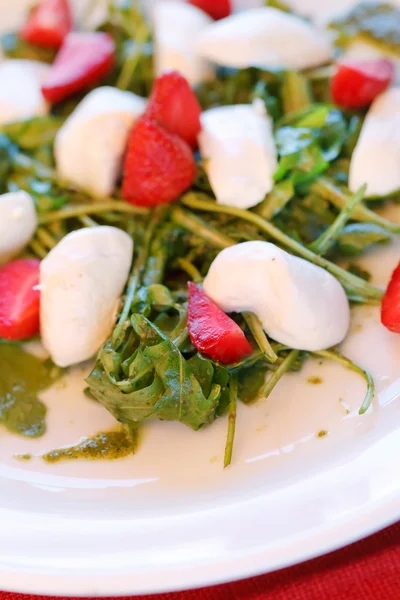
[1,522,399,600]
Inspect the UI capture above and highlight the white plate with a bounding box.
[0,1,400,596]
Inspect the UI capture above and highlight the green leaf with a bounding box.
[87,316,222,431]
[1,32,56,62]
[0,134,17,194]
[329,1,400,56]
[237,366,267,404]
[274,127,329,185]
[337,223,391,255]
[1,116,64,150]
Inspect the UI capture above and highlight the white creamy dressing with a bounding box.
[195,7,333,71]
[55,87,146,198]
[40,227,133,368]
[0,60,49,125]
[198,101,277,209]
[0,191,37,265]
[349,87,400,198]
[203,242,350,351]
[152,0,215,86]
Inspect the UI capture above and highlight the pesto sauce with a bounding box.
[308,376,323,385]
[0,344,56,438]
[42,428,139,463]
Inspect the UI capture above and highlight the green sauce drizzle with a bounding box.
[0,344,56,438]
[42,428,139,463]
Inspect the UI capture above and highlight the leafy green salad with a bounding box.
[0,0,399,466]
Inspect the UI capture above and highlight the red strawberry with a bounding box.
[332,59,394,109]
[41,32,115,103]
[20,0,72,49]
[188,0,231,20]
[146,71,202,149]
[381,261,400,333]
[122,116,196,207]
[0,259,41,341]
[187,283,253,365]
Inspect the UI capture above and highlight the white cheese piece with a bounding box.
[349,87,400,198]
[203,241,350,351]
[55,86,146,198]
[196,7,333,70]
[40,226,133,368]
[153,0,215,86]
[0,191,37,265]
[198,101,277,209]
[0,60,49,125]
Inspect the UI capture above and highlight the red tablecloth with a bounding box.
[1,522,399,600]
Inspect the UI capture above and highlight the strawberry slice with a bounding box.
[122,116,196,207]
[41,32,115,103]
[381,261,400,333]
[187,282,253,365]
[188,0,231,20]
[20,0,72,49]
[146,71,202,149]
[0,259,41,341]
[332,59,394,109]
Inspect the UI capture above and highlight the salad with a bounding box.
[0,0,399,466]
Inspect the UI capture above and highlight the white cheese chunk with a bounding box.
[0,191,37,265]
[55,86,146,198]
[0,60,49,125]
[349,87,400,198]
[203,241,350,351]
[198,101,277,209]
[196,7,333,70]
[40,226,133,367]
[153,1,215,86]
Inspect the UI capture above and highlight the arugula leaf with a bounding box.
[1,32,56,62]
[274,127,329,185]
[87,316,223,430]
[237,365,266,404]
[0,134,17,194]
[329,1,400,55]
[1,116,64,150]
[337,223,391,255]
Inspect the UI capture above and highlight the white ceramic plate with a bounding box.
[0,1,400,596]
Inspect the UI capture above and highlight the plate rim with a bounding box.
[0,493,398,596]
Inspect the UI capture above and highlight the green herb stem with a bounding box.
[79,215,99,227]
[262,350,300,399]
[38,201,148,224]
[172,206,235,249]
[312,178,400,235]
[29,238,47,259]
[112,209,165,348]
[117,21,150,90]
[309,184,366,255]
[224,373,238,468]
[181,193,383,301]
[177,258,202,283]
[36,227,57,250]
[243,312,278,363]
[314,349,374,414]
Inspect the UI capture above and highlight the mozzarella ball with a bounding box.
[40,226,133,367]
[55,86,146,198]
[203,241,350,351]
[0,191,37,265]
[0,60,49,125]
[198,101,277,209]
